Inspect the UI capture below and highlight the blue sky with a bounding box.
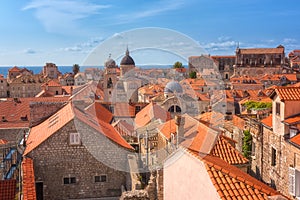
[0,0,299,66]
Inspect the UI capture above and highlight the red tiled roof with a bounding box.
[185,121,220,154]
[283,114,300,125]
[73,106,134,150]
[114,103,136,117]
[290,134,300,146]
[42,79,61,87]
[187,150,284,200]
[211,55,236,59]
[9,66,21,72]
[22,157,36,200]
[232,115,245,130]
[85,102,113,123]
[24,103,133,155]
[0,97,69,129]
[239,47,284,54]
[197,111,224,127]
[0,179,16,200]
[135,102,171,128]
[211,136,248,165]
[61,86,75,95]
[271,86,300,101]
[158,119,177,140]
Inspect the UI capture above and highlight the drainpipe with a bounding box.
[260,123,264,181]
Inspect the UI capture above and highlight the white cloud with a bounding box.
[283,38,297,44]
[23,0,111,34]
[115,0,185,24]
[64,46,82,52]
[202,40,237,51]
[23,48,37,54]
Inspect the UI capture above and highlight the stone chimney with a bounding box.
[175,115,185,148]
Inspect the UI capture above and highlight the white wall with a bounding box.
[164,149,220,200]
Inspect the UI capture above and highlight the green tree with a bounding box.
[173,61,183,68]
[242,130,252,159]
[73,64,80,75]
[189,71,197,79]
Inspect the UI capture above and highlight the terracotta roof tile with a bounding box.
[24,103,134,155]
[283,114,300,125]
[290,133,300,146]
[42,79,61,87]
[8,66,21,72]
[197,111,225,127]
[158,119,176,140]
[187,150,285,200]
[85,102,113,123]
[271,86,300,101]
[211,136,248,165]
[73,106,134,150]
[0,97,69,129]
[239,47,284,54]
[232,115,245,130]
[22,157,36,200]
[135,102,171,128]
[261,115,272,128]
[114,103,136,117]
[0,179,16,200]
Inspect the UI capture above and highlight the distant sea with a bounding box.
[0,65,174,78]
[0,66,102,78]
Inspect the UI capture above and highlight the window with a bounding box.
[135,106,141,114]
[275,102,280,115]
[271,147,276,166]
[289,167,300,197]
[95,175,107,183]
[69,132,80,145]
[63,177,76,184]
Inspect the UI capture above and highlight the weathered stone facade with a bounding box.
[27,119,133,200]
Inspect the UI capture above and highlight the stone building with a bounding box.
[211,55,236,80]
[0,74,8,97]
[7,66,33,82]
[42,63,60,79]
[246,86,300,199]
[74,72,87,86]
[23,103,135,200]
[8,74,49,98]
[234,45,286,76]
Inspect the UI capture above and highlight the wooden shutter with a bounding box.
[289,167,296,196]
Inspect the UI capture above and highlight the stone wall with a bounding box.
[28,120,133,200]
[30,102,67,127]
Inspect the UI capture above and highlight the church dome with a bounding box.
[164,81,183,94]
[120,48,135,66]
[104,55,116,68]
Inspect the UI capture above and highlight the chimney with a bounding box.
[175,115,185,148]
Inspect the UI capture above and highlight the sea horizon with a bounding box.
[0,64,177,78]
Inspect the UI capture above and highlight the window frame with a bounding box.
[63,177,76,185]
[69,132,81,145]
[94,175,107,183]
[275,102,280,115]
[271,147,276,166]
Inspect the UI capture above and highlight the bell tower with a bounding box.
[103,54,118,102]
